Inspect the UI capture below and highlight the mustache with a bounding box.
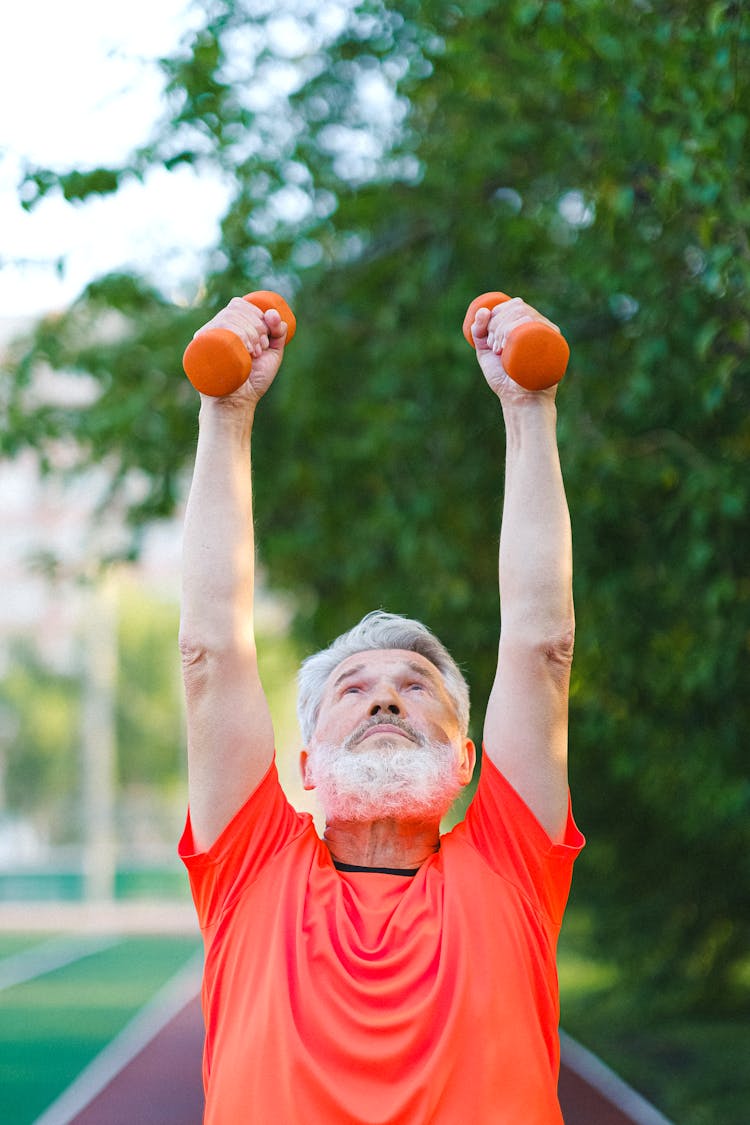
[345,716,422,748]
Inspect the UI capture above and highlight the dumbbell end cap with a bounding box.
[183,330,253,397]
[243,291,297,344]
[505,322,570,390]
[462,291,511,348]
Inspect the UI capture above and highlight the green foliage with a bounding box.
[0,643,80,838]
[559,909,750,1125]
[115,582,183,787]
[0,583,184,838]
[2,274,200,528]
[3,0,749,1010]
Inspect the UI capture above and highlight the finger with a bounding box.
[268,319,288,351]
[193,316,259,353]
[488,297,525,331]
[264,307,283,332]
[490,298,558,337]
[231,323,259,355]
[471,307,493,345]
[263,308,289,348]
[487,315,532,354]
[491,305,556,352]
[229,296,269,338]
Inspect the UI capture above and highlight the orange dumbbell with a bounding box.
[463,291,569,391]
[182,290,297,397]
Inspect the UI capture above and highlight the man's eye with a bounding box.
[407,683,425,692]
[343,686,361,695]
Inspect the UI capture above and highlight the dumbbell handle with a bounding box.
[463,292,569,391]
[182,291,297,397]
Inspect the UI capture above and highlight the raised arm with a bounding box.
[472,299,575,843]
[179,299,289,851]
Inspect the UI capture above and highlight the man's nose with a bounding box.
[369,696,402,717]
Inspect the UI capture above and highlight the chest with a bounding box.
[204,845,565,1124]
[235,850,556,1023]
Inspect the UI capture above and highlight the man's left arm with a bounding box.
[472,299,575,844]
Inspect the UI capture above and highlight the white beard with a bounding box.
[307,722,464,823]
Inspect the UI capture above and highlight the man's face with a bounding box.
[300,649,475,823]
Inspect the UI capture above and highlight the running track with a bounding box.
[61,994,674,1125]
[9,906,673,1125]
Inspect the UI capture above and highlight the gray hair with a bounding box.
[297,611,470,743]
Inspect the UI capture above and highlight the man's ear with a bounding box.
[299,748,315,791]
[459,740,477,786]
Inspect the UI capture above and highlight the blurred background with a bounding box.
[1,2,748,1123]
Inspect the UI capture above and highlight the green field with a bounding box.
[0,933,200,1125]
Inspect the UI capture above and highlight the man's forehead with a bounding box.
[327,649,443,688]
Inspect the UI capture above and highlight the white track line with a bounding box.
[0,900,198,935]
[16,945,669,1125]
[31,951,203,1125]
[0,934,121,993]
[560,1029,676,1125]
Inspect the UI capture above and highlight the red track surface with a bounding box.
[68,995,650,1125]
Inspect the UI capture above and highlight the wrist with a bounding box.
[198,395,257,440]
[500,390,557,429]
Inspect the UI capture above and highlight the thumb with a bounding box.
[471,307,493,350]
[264,308,288,351]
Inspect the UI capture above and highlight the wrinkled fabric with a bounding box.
[180,754,584,1125]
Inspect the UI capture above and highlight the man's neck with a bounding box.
[323,818,441,870]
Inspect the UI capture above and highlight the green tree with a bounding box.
[0,584,185,844]
[2,0,748,1010]
[0,642,80,843]
[116,581,184,790]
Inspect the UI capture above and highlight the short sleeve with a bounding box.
[457,753,585,925]
[178,758,313,929]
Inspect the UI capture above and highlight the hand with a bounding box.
[471,297,561,402]
[193,297,289,407]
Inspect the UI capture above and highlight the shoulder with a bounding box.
[180,758,316,927]
[444,755,584,924]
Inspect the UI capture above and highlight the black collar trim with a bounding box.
[333,860,419,877]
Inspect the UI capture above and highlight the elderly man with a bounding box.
[178,295,584,1124]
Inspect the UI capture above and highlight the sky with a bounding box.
[0,0,227,319]
[0,1,406,323]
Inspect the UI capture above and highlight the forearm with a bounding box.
[180,399,258,657]
[499,396,574,646]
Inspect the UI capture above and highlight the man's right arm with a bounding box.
[179,300,287,852]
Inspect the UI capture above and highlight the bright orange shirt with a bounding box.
[179,755,584,1124]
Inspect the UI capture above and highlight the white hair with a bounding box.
[296,611,470,743]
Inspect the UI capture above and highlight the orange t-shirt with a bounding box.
[179,755,584,1125]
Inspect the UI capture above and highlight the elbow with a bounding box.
[178,620,229,674]
[499,618,575,679]
[178,628,210,685]
[543,623,575,679]
[178,622,259,684]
